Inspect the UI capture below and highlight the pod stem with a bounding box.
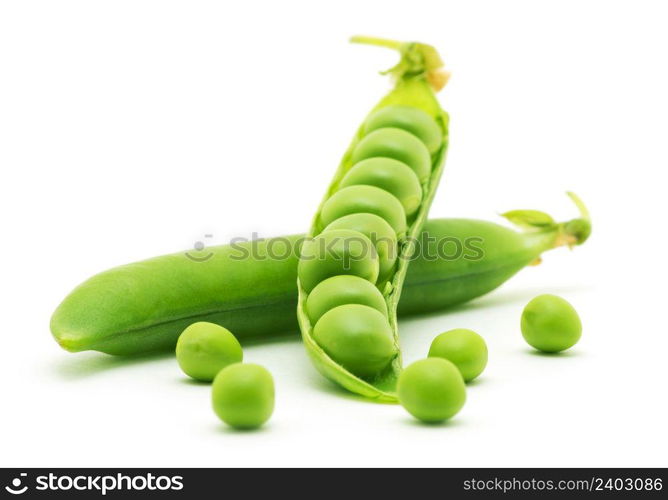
[349,36,403,50]
[501,192,592,249]
[557,192,592,248]
[350,35,450,92]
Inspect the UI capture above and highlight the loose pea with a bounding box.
[428,328,488,382]
[339,158,423,217]
[175,322,243,382]
[320,185,407,237]
[521,294,582,353]
[211,363,274,429]
[306,275,387,324]
[351,127,432,182]
[323,213,397,280]
[298,229,379,293]
[364,105,442,154]
[397,358,466,423]
[312,304,397,378]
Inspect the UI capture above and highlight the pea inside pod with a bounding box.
[364,105,443,154]
[312,304,397,378]
[339,158,423,218]
[297,229,379,293]
[323,212,398,281]
[306,275,388,324]
[320,185,407,237]
[351,127,432,183]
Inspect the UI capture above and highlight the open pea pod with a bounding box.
[296,37,451,402]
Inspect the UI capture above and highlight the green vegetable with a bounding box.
[297,229,379,293]
[211,363,274,429]
[51,196,590,356]
[176,322,243,382]
[297,37,451,402]
[323,213,397,280]
[320,185,408,237]
[339,158,423,217]
[363,105,443,154]
[428,328,487,382]
[400,192,590,316]
[306,275,387,324]
[397,358,466,423]
[521,294,582,353]
[351,128,432,183]
[313,304,396,378]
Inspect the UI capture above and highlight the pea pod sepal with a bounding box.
[501,191,592,249]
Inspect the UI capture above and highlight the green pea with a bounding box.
[312,304,397,378]
[428,328,488,382]
[323,213,398,280]
[339,158,423,217]
[175,322,243,382]
[306,275,387,324]
[298,229,379,293]
[364,105,442,154]
[397,358,466,423]
[320,185,407,237]
[351,127,431,182]
[521,294,582,353]
[211,363,274,429]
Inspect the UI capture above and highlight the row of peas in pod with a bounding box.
[297,105,443,379]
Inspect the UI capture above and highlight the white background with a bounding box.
[1,0,667,467]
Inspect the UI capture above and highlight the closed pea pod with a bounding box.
[364,105,443,154]
[323,213,398,281]
[306,275,388,324]
[339,158,423,217]
[320,185,407,237]
[351,127,432,183]
[51,194,590,355]
[297,37,451,402]
[398,193,591,316]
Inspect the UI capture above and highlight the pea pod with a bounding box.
[51,195,590,356]
[401,193,591,315]
[296,37,452,402]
